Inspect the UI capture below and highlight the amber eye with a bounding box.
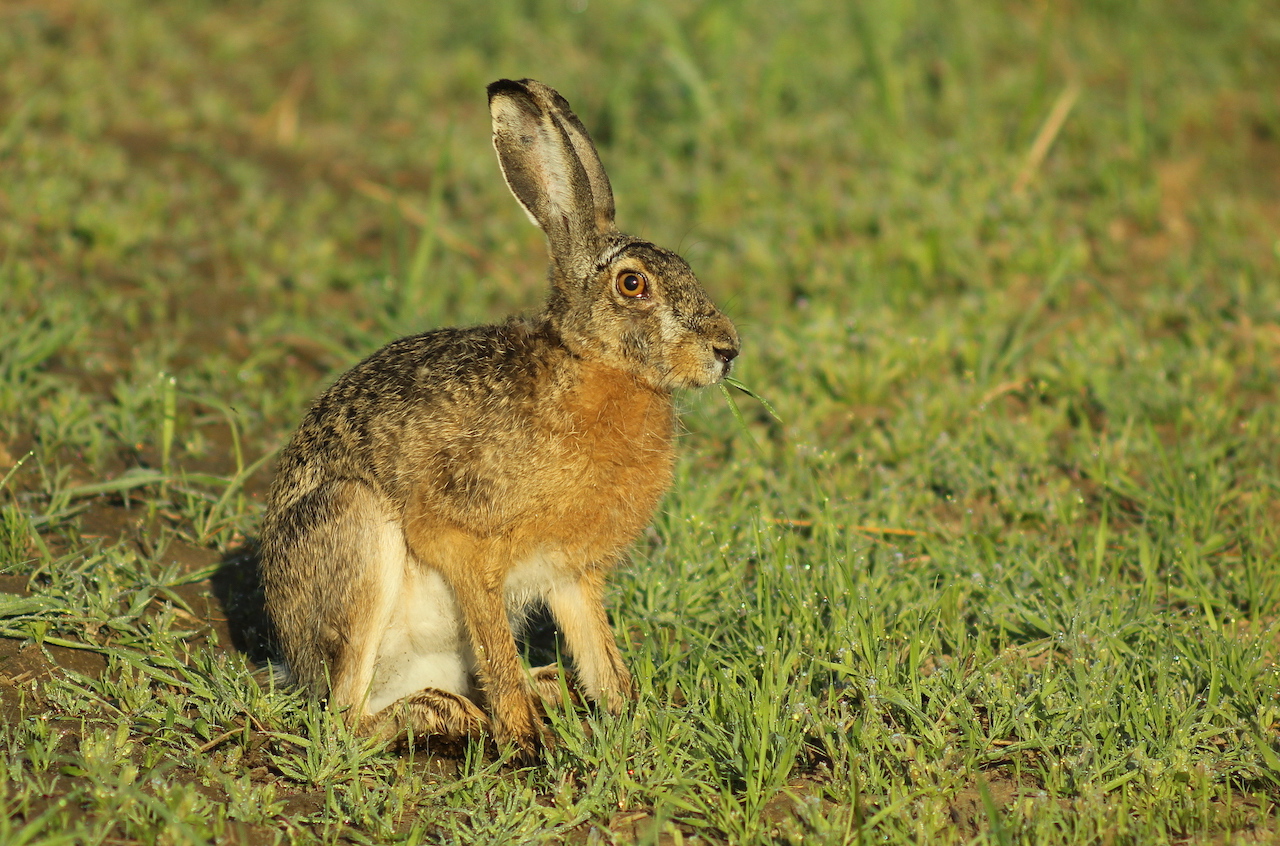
[616,271,648,298]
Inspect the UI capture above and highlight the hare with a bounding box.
[258,78,739,761]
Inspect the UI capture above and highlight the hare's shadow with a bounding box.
[209,540,276,666]
[209,541,561,670]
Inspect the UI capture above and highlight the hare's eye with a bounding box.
[617,271,648,299]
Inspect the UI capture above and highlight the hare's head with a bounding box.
[488,79,739,391]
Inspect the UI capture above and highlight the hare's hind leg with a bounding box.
[282,481,407,721]
[264,479,404,718]
[545,567,635,714]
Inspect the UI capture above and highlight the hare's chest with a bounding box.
[565,366,674,483]
[525,368,676,556]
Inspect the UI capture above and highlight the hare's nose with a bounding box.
[714,346,739,365]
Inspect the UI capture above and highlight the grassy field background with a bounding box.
[2,0,1279,842]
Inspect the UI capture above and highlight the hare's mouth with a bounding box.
[680,345,738,389]
[708,349,737,385]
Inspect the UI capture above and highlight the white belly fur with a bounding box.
[365,549,560,714]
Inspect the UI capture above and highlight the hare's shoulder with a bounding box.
[338,320,552,394]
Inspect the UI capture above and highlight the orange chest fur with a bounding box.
[406,361,677,569]
[526,363,676,554]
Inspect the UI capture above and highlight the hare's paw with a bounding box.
[530,665,581,711]
[362,688,489,747]
[490,690,552,764]
[597,665,636,715]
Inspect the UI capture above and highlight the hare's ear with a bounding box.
[488,79,615,277]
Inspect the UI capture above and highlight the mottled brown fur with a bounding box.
[259,79,738,761]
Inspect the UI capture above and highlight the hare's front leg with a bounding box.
[452,578,547,760]
[402,528,546,760]
[546,567,635,714]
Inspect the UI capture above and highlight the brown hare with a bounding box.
[259,79,740,761]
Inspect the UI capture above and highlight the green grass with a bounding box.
[2,0,1280,842]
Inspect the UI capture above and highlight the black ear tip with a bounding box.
[487,78,531,101]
